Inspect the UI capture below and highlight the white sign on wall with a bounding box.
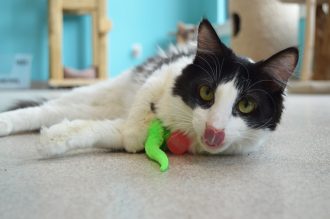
[0,54,32,89]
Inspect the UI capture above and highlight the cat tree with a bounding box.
[48,0,112,87]
[229,0,299,61]
[280,0,330,92]
[230,0,330,93]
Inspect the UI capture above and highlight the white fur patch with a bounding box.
[208,81,238,130]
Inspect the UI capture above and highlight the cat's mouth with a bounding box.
[201,125,226,151]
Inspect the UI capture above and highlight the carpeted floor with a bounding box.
[0,91,329,219]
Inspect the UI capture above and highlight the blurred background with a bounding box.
[0,0,329,92]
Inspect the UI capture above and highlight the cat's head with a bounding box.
[173,19,298,154]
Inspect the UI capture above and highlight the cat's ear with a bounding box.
[260,47,299,91]
[196,19,228,56]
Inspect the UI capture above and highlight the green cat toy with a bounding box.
[144,119,191,172]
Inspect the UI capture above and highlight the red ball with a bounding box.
[166,131,191,155]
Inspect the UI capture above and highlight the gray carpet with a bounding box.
[0,91,329,219]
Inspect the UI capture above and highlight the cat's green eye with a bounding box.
[199,85,214,102]
[237,97,256,114]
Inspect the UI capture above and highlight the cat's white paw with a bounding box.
[0,118,13,137]
[38,126,70,157]
[38,120,93,157]
[123,126,146,153]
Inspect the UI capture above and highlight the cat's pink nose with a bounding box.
[203,124,225,148]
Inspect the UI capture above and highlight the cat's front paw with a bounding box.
[122,126,146,153]
[0,118,13,137]
[38,120,94,157]
[38,120,77,157]
[38,126,70,157]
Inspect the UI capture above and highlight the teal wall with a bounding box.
[0,0,226,81]
[0,0,48,80]
[108,0,217,78]
[297,17,305,77]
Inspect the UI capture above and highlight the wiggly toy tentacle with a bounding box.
[145,119,169,172]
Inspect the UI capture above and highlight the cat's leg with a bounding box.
[39,119,125,157]
[0,105,53,137]
[0,71,137,137]
[122,106,154,153]
[0,102,104,137]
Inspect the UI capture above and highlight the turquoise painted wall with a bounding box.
[297,17,305,77]
[109,0,227,77]
[0,0,226,81]
[0,0,48,80]
[109,0,204,78]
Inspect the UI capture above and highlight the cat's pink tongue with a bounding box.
[203,125,225,148]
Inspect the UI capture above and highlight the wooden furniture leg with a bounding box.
[49,0,63,82]
[93,0,111,80]
[301,0,317,81]
[313,0,330,80]
[92,10,100,76]
[98,0,110,80]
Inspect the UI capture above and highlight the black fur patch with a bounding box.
[150,102,156,113]
[173,19,298,131]
[6,99,46,112]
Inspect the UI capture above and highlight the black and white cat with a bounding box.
[0,19,298,156]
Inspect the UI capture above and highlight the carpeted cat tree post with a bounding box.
[229,0,299,61]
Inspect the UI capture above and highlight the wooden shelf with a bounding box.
[49,79,104,87]
[48,0,110,88]
[62,0,96,11]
